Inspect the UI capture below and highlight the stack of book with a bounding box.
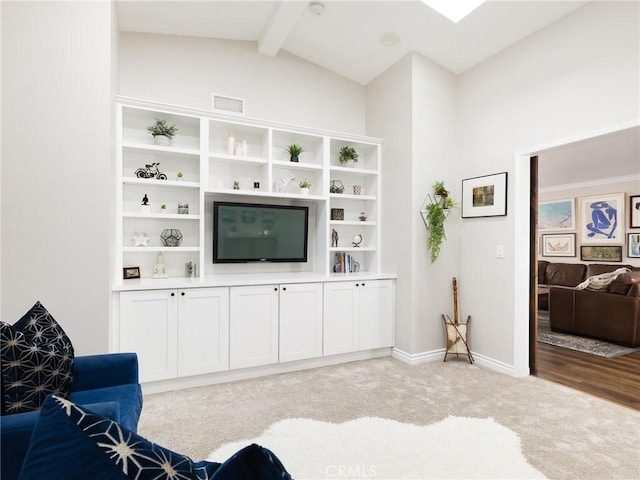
[333,252,360,273]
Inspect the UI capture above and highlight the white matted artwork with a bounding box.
[541,233,575,257]
[461,172,508,218]
[579,193,625,245]
[538,199,575,231]
[629,233,640,258]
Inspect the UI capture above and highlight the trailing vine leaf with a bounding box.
[426,203,446,263]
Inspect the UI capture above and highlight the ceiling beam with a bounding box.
[258,1,308,57]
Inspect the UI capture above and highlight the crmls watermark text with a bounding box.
[326,464,377,478]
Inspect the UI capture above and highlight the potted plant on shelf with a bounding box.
[425,181,455,263]
[147,118,178,146]
[299,179,312,195]
[160,204,167,214]
[176,171,183,181]
[338,145,358,166]
[286,144,304,162]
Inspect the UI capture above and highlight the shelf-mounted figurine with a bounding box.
[331,228,339,247]
[359,212,367,222]
[147,118,177,146]
[152,252,168,279]
[135,162,167,180]
[140,194,151,213]
[131,231,150,247]
[352,233,363,247]
[274,172,295,193]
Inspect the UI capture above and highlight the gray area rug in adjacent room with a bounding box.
[537,310,640,358]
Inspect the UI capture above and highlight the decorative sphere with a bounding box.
[352,234,363,247]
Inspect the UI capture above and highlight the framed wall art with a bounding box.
[541,233,575,257]
[629,233,640,258]
[580,246,622,262]
[123,267,141,279]
[461,172,508,218]
[579,193,625,245]
[538,199,575,231]
[630,194,640,228]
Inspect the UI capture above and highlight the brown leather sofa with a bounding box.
[538,261,640,347]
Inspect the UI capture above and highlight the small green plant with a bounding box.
[299,179,312,188]
[285,144,304,157]
[432,180,448,197]
[176,171,183,179]
[339,145,359,164]
[233,180,240,190]
[147,118,178,139]
[160,204,167,210]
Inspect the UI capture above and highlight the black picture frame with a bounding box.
[630,194,640,228]
[461,172,508,218]
[123,267,141,279]
[580,246,622,262]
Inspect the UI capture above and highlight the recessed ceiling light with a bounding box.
[380,32,400,46]
[309,1,325,16]
[421,0,487,23]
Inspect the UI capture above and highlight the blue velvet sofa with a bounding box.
[1,352,143,480]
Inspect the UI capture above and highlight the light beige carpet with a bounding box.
[138,357,640,480]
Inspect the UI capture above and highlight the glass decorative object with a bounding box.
[160,229,183,247]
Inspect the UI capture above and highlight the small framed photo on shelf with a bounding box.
[461,172,508,218]
[630,194,640,228]
[580,245,623,262]
[541,233,575,257]
[628,233,640,258]
[123,267,141,279]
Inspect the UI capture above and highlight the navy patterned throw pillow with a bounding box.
[0,302,74,415]
[19,395,292,480]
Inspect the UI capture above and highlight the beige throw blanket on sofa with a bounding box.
[576,267,631,291]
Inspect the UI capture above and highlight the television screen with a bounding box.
[213,201,309,263]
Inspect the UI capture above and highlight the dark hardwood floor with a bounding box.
[536,341,640,411]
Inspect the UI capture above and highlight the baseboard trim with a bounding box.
[141,348,393,395]
[392,347,517,376]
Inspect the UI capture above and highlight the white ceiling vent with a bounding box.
[212,94,245,116]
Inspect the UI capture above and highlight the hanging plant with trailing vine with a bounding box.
[425,181,455,263]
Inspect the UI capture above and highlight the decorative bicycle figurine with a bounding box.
[135,162,167,180]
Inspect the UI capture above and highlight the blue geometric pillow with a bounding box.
[0,302,74,415]
[19,395,292,480]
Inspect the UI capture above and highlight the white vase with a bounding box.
[300,187,310,195]
[154,135,170,146]
[227,132,235,155]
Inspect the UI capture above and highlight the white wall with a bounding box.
[1,2,116,355]
[119,33,366,134]
[456,1,639,370]
[366,52,457,356]
[538,176,640,266]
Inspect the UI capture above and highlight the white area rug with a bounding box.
[208,416,546,480]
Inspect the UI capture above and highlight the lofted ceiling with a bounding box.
[116,0,638,188]
[116,0,589,85]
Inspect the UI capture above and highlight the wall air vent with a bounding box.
[212,94,245,116]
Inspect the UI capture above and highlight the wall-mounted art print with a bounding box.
[538,199,575,231]
[630,194,640,228]
[580,245,623,262]
[629,233,640,258]
[541,233,576,257]
[579,193,625,245]
[461,172,508,218]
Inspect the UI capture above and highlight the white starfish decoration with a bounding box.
[131,232,150,247]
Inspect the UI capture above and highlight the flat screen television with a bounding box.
[213,201,309,263]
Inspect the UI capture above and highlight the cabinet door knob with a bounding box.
[282,287,287,291]
[356,283,359,287]
[170,292,175,297]
[274,287,278,291]
[362,283,366,287]
[181,292,186,296]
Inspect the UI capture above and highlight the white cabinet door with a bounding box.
[229,285,279,369]
[279,283,323,362]
[120,290,178,382]
[358,280,394,349]
[177,287,229,377]
[323,282,359,355]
